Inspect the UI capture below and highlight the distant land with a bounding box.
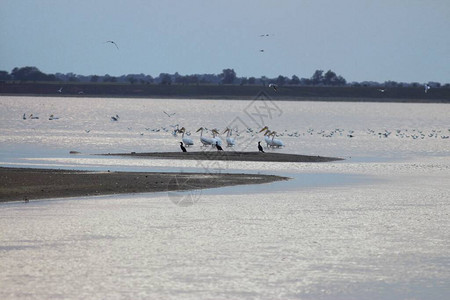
[1,82,449,103]
[1,66,449,102]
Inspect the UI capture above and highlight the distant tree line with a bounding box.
[0,66,447,88]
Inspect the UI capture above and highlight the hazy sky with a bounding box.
[1,0,449,83]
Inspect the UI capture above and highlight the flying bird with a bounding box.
[259,49,265,52]
[57,87,63,93]
[163,111,176,117]
[105,40,119,50]
[424,84,431,93]
[269,83,278,91]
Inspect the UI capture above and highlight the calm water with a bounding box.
[0,96,449,299]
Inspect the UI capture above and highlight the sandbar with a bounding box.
[0,167,288,202]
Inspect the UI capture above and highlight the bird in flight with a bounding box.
[269,83,278,91]
[105,40,119,50]
[163,111,176,117]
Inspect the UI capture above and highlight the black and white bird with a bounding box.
[215,141,223,151]
[258,141,265,153]
[106,40,119,50]
[180,142,187,152]
[111,114,119,121]
[269,83,278,91]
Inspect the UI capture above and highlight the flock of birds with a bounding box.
[22,113,59,120]
[21,110,449,153]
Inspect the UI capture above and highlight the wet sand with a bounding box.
[0,167,288,202]
[100,151,342,162]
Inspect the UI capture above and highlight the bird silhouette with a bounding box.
[258,141,265,153]
[215,142,223,151]
[105,40,119,50]
[180,142,187,152]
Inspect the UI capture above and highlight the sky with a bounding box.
[1,0,449,83]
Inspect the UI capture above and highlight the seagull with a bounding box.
[106,40,119,50]
[215,141,223,151]
[180,142,187,152]
[57,87,63,93]
[378,89,385,93]
[269,83,278,91]
[258,141,265,153]
[424,84,431,93]
[163,111,176,117]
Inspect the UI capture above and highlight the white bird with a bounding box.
[57,87,63,93]
[259,126,285,148]
[178,127,194,147]
[211,129,223,147]
[424,84,431,93]
[196,127,216,146]
[105,40,119,50]
[223,127,236,147]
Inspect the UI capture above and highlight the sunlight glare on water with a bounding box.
[0,96,449,299]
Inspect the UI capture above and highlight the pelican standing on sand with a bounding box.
[178,127,194,146]
[223,127,236,147]
[211,129,223,146]
[196,127,216,146]
[259,126,285,148]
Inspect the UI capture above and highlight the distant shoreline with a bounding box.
[1,82,449,103]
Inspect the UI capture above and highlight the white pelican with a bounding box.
[211,129,223,146]
[196,127,216,146]
[223,127,236,147]
[259,126,285,148]
[268,131,285,148]
[179,127,194,147]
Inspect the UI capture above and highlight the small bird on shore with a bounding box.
[111,114,119,121]
[258,141,265,153]
[215,141,223,151]
[180,142,187,152]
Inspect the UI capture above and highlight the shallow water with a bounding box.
[0,96,449,299]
